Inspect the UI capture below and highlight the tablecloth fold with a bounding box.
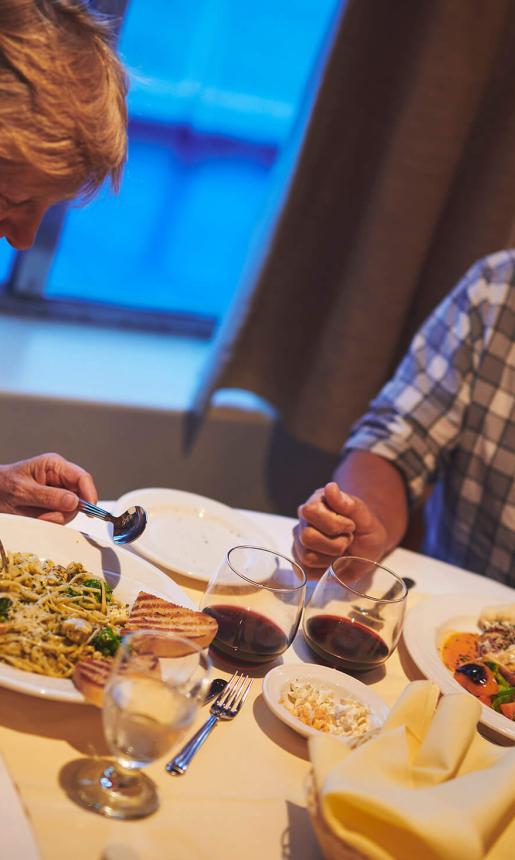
[0,752,41,860]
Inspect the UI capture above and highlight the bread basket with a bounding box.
[306,770,368,860]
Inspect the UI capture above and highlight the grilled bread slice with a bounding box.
[73,653,161,707]
[122,591,218,656]
[72,657,113,707]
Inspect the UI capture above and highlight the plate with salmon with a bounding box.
[403,591,515,741]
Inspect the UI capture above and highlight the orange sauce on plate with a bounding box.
[440,631,479,671]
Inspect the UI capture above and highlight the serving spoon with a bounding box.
[349,576,416,630]
[78,499,147,544]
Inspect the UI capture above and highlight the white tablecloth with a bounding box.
[0,506,512,860]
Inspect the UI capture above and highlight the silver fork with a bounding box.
[165,672,253,775]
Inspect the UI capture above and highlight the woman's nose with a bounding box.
[3,204,48,250]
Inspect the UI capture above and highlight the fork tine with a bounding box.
[225,674,247,709]
[217,671,240,706]
[226,676,252,715]
[235,677,253,712]
[0,538,8,572]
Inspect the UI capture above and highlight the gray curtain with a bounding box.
[192,0,515,458]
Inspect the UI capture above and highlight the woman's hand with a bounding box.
[293,481,388,575]
[0,452,97,524]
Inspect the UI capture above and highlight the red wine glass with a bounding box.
[302,556,407,672]
[200,545,307,664]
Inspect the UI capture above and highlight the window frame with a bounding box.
[0,0,341,339]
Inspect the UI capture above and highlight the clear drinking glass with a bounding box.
[73,630,211,819]
[200,545,306,664]
[302,556,407,672]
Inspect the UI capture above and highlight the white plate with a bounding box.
[403,592,515,742]
[262,663,389,741]
[114,488,279,583]
[0,513,195,704]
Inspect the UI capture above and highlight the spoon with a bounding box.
[203,677,227,705]
[349,576,416,629]
[78,499,147,544]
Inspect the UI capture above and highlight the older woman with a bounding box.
[0,0,128,522]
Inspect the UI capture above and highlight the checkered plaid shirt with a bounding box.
[345,250,515,587]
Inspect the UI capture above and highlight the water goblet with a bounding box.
[303,556,407,672]
[200,545,307,664]
[72,629,211,819]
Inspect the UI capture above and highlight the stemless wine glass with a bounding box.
[73,629,211,819]
[303,556,407,672]
[200,545,306,664]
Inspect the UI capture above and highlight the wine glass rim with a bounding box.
[226,545,307,592]
[329,555,407,602]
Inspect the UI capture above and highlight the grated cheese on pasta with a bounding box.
[0,552,129,678]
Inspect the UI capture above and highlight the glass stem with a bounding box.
[102,762,139,791]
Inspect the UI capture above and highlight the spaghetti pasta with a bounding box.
[0,550,129,678]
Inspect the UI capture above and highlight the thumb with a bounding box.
[324,482,373,530]
[323,482,355,514]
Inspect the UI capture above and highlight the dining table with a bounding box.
[0,504,513,860]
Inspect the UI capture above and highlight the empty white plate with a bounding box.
[114,487,279,583]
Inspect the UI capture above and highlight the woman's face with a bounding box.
[0,161,74,250]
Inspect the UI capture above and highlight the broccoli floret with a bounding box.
[68,579,113,603]
[0,596,12,621]
[91,626,122,656]
[82,578,113,603]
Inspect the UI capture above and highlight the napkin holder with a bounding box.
[306,771,366,860]
[305,681,515,860]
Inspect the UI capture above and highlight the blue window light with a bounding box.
[41,1,341,327]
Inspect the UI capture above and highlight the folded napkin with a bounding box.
[0,753,41,860]
[309,681,515,860]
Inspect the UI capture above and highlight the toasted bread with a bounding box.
[72,657,113,707]
[73,652,161,706]
[122,591,218,656]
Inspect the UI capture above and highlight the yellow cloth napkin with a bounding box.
[309,681,515,860]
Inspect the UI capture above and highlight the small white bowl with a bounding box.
[262,663,389,741]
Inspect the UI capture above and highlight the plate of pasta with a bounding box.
[0,513,195,704]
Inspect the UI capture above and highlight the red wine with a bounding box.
[305,614,389,670]
[203,605,289,663]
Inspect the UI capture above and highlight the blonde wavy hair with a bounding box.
[0,0,128,198]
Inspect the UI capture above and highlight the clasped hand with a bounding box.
[293,481,388,575]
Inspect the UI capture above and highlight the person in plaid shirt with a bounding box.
[294,250,515,587]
